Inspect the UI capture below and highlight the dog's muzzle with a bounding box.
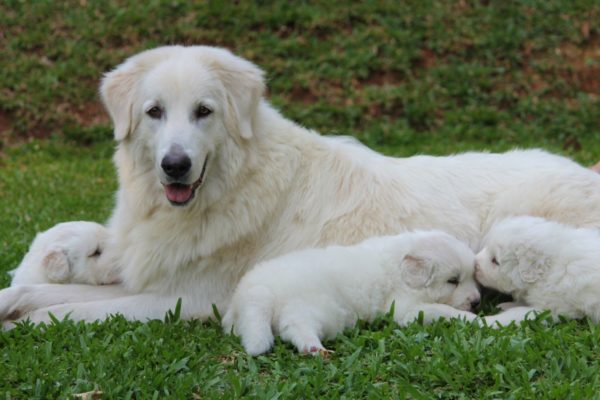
[162,155,208,207]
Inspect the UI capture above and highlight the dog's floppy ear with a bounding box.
[208,48,265,140]
[100,48,172,141]
[513,244,547,284]
[401,255,434,289]
[100,61,141,141]
[42,248,71,283]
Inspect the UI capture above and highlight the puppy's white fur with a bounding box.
[476,216,600,326]
[10,222,116,286]
[3,46,600,328]
[223,231,480,355]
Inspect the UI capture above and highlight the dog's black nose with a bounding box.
[161,149,191,179]
[471,299,481,309]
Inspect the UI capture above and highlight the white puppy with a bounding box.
[223,231,481,355]
[10,222,118,286]
[476,216,600,326]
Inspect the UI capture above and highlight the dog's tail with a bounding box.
[225,284,276,356]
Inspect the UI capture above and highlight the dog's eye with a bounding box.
[146,106,163,119]
[492,257,499,266]
[89,247,102,258]
[195,105,212,119]
[447,277,459,285]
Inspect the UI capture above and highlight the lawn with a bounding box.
[1,1,600,398]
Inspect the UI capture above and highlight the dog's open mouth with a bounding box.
[163,157,208,206]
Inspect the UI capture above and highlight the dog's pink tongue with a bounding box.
[165,185,192,203]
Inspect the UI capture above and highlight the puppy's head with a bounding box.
[400,231,480,311]
[12,222,116,286]
[100,45,265,207]
[475,216,552,294]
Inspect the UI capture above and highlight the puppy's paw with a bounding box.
[221,312,234,334]
[497,302,519,311]
[242,335,274,356]
[458,311,478,322]
[309,347,334,359]
[299,343,330,356]
[483,316,504,329]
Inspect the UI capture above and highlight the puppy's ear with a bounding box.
[208,48,265,140]
[42,248,71,283]
[401,255,434,289]
[514,245,547,284]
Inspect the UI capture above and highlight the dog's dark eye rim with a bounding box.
[195,105,212,119]
[492,257,499,265]
[88,247,102,258]
[146,106,163,119]
[447,277,460,285]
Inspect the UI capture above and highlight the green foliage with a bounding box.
[1,0,599,156]
[1,1,600,398]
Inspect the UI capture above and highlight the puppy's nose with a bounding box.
[470,298,481,309]
[161,148,191,179]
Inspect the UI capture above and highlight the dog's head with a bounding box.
[11,221,116,286]
[475,216,552,294]
[399,231,480,311]
[100,46,265,207]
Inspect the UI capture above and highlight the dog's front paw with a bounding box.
[242,334,274,356]
[0,285,30,320]
[483,306,540,328]
[302,346,333,358]
[2,304,69,330]
[497,302,519,311]
[457,310,478,322]
[17,307,66,326]
[15,303,88,327]
[483,315,504,329]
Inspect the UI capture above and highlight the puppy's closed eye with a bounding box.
[491,257,499,266]
[447,277,459,285]
[88,247,102,258]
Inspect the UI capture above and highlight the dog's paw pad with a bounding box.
[302,345,333,358]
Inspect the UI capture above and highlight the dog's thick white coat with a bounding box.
[223,231,480,355]
[9,222,115,286]
[476,216,600,326]
[3,46,600,326]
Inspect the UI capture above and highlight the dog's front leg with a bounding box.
[395,303,478,326]
[4,292,214,329]
[0,284,129,322]
[497,301,527,311]
[483,306,542,328]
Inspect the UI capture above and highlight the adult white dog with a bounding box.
[476,216,600,326]
[223,231,480,355]
[3,45,600,326]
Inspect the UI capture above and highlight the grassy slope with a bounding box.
[1,1,600,398]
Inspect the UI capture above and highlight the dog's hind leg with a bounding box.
[229,285,276,356]
[278,304,326,354]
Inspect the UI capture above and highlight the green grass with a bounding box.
[1,1,600,398]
